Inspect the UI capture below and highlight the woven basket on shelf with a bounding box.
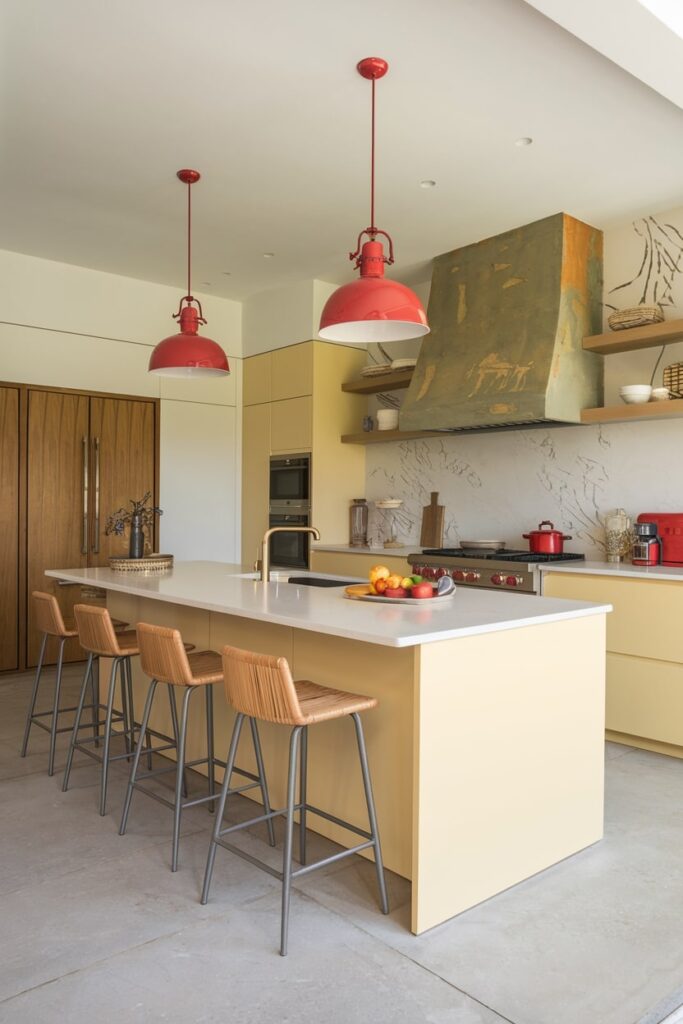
[608,305,664,331]
[663,362,683,398]
[109,554,173,573]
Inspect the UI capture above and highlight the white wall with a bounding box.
[363,206,683,558]
[0,248,243,561]
[242,277,337,355]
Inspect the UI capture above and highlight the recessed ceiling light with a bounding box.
[420,179,437,189]
[222,271,231,276]
[202,282,211,287]
[515,137,533,147]
[263,252,275,259]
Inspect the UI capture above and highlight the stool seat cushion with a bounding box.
[293,680,377,725]
[186,650,223,686]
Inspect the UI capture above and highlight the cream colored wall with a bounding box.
[242,277,336,356]
[0,248,243,560]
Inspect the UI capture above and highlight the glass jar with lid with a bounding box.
[604,508,632,563]
[349,499,369,547]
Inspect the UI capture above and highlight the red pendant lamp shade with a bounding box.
[319,58,429,344]
[149,170,230,377]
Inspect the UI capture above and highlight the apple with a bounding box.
[384,586,408,598]
[411,582,435,599]
[410,574,423,584]
[374,578,389,594]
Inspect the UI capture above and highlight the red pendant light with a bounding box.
[148,169,230,377]
[319,58,429,344]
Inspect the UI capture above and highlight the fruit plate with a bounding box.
[344,584,456,605]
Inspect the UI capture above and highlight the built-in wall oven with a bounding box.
[268,507,311,570]
[268,454,312,569]
[269,454,310,505]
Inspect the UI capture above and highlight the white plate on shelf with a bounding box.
[390,357,418,370]
[360,363,392,378]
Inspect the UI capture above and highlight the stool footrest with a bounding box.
[216,801,372,843]
[213,834,375,883]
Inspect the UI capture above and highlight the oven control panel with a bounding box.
[411,561,536,594]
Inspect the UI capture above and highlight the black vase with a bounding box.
[129,514,144,559]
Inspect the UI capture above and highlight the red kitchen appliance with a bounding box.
[637,513,683,565]
[522,520,572,555]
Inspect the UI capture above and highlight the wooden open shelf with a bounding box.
[341,369,414,395]
[581,398,683,424]
[341,429,443,445]
[583,318,683,355]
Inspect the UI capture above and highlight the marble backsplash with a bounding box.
[364,418,683,557]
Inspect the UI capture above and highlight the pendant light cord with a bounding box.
[186,178,192,299]
[370,78,376,235]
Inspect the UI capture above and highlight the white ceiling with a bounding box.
[3,0,683,301]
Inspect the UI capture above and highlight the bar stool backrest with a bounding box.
[136,622,195,685]
[221,645,305,726]
[32,591,69,637]
[74,604,123,657]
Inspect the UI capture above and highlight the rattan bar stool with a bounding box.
[119,622,276,872]
[201,645,389,956]
[21,592,83,776]
[62,605,147,815]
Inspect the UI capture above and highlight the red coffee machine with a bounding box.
[637,513,683,566]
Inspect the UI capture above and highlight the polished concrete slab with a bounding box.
[1,665,682,1024]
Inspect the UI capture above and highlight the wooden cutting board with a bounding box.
[420,491,445,548]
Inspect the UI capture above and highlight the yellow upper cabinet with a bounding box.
[243,352,271,406]
[270,395,313,453]
[271,342,314,401]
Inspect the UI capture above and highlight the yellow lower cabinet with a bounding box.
[606,652,683,752]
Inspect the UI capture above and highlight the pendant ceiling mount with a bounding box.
[148,169,230,378]
[319,57,429,344]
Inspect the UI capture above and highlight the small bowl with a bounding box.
[620,385,652,405]
[651,387,671,401]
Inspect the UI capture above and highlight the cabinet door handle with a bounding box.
[92,437,100,554]
[82,436,89,555]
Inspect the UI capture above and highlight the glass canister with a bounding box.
[349,499,369,547]
[604,508,632,563]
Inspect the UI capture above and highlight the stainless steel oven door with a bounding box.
[268,509,310,570]
[269,454,310,504]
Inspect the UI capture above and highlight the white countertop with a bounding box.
[46,561,611,649]
[312,544,419,556]
[539,560,683,582]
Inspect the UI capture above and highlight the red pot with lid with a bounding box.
[523,520,572,554]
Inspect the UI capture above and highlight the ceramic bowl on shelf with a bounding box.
[651,387,671,401]
[619,385,652,404]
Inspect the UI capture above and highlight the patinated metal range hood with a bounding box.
[400,213,604,432]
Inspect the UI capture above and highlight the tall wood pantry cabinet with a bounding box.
[0,383,159,672]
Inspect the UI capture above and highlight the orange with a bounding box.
[368,564,391,584]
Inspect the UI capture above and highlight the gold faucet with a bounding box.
[259,526,320,582]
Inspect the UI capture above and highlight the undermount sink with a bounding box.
[285,576,356,588]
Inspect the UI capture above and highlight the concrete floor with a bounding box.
[1,665,683,1024]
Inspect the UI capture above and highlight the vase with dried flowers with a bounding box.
[105,493,163,559]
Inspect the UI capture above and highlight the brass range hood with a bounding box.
[400,213,604,433]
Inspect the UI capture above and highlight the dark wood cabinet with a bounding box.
[1,383,159,670]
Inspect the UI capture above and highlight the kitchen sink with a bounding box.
[285,576,356,588]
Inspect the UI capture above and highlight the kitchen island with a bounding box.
[47,561,610,934]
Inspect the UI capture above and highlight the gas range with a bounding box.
[408,549,585,594]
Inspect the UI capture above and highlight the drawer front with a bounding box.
[543,572,683,663]
[606,652,683,747]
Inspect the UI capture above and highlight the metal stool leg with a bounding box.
[299,725,308,865]
[119,678,157,835]
[250,717,276,847]
[90,654,100,747]
[351,712,389,915]
[119,658,132,758]
[281,725,303,957]
[171,686,194,872]
[62,654,94,792]
[168,686,188,799]
[99,657,121,816]
[206,686,216,813]
[20,632,47,757]
[201,713,244,904]
[47,637,66,776]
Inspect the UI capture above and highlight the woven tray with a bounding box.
[663,362,683,398]
[109,554,173,573]
[608,305,663,331]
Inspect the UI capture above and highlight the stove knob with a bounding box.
[422,566,436,580]
[491,573,504,585]
[465,571,480,583]
[435,568,448,579]
[412,565,423,576]
[505,575,523,587]
[453,570,466,581]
